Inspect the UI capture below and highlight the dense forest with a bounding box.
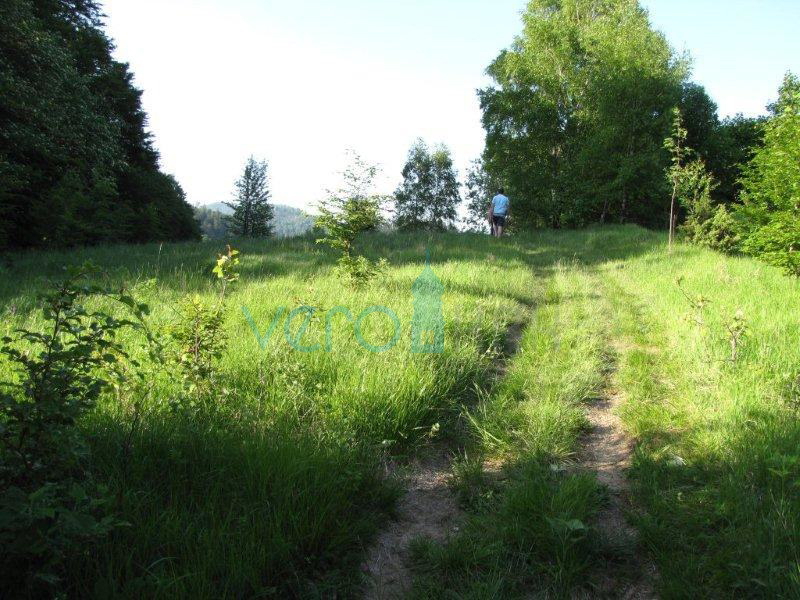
[0,0,199,249]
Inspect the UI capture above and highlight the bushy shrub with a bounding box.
[315,153,387,287]
[682,204,741,254]
[168,295,227,408]
[0,266,148,592]
[166,246,239,410]
[665,108,742,255]
[739,212,800,275]
[736,73,800,275]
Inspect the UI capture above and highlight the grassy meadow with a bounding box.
[2,226,800,597]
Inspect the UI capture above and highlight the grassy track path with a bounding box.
[406,258,666,598]
[581,279,659,598]
[362,321,528,599]
[5,227,800,597]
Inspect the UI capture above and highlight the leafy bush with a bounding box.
[0,266,148,592]
[315,153,387,286]
[166,246,239,410]
[736,73,800,274]
[168,295,227,409]
[739,211,800,276]
[666,108,741,254]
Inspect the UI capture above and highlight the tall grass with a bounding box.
[409,226,800,598]
[598,237,800,597]
[3,226,799,597]
[411,262,608,597]
[1,231,534,596]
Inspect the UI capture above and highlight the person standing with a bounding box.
[488,188,510,237]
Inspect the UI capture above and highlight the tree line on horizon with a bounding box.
[1,0,797,275]
[193,202,315,240]
[473,0,799,273]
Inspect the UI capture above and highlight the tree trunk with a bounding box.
[668,183,677,252]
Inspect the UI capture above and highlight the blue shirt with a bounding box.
[491,194,509,216]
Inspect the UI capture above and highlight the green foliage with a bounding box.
[708,114,766,204]
[662,83,765,209]
[0,0,199,250]
[167,295,227,408]
[315,153,386,286]
[211,244,241,285]
[118,169,200,244]
[394,139,461,230]
[168,247,239,408]
[679,82,720,162]
[682,204,740,254]
[665,107,691,246]
[0,265,146,592]
[464,158,502,233]
[676,159,716,228]
[665,108,737,253]
[225,157,275,238]
[736,73,800,275]
[480,0,685,228]
[0,481,119,592]
[724,309,748,363]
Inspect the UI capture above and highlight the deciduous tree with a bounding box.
[394,140,461,231]
[480,0,686,228]
[736,73,800,274]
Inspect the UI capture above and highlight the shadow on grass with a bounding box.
[0,225,663,310]
[632,402,800,597]
[69,410,399,599]
[0,224,665,597]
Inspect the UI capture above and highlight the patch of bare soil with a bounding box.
[581,347,657,599]
[502,322,525,362]
[361,449,461,599]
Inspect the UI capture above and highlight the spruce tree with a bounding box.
[225,157,274,237]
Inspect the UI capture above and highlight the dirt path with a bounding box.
[581,341,657,599]
[361,322,526,599]
[361,448,461,599]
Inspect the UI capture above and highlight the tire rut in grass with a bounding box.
[581,339,657,599]
[361,321,526,600]
[361,447,461,600]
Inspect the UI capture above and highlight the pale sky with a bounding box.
[102,0,800,211]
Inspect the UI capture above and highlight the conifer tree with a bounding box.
[225,157,274,237]
[0,0,200,249]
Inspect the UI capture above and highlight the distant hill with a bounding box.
[194,203,315,239]
[206,202,234,215]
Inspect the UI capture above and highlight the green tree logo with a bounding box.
[411,250,444,353]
